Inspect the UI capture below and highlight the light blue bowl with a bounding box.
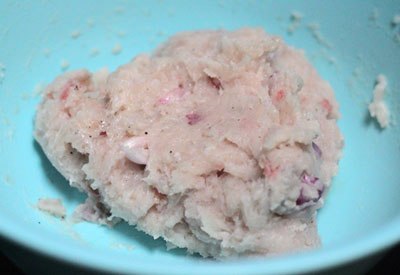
[1,0,400,274]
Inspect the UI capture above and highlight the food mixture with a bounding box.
[35,28,343,258]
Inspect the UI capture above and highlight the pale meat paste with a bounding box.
[35,28,343,258]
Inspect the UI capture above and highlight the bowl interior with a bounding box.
[1,0,400,274]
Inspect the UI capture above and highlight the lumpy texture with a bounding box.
[35,28,343,258]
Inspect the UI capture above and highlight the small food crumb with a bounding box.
[43,48,51,57]
[327,56,336,65]
[34,83,46,97]
[90,48,100,57]
[0,63,5,84]
[112,43,123,55]
[87,18,95,28]
[37,198,66,219]
[391,14,400,27]
[307,23,332,48]
[2,175,14,185]
[117,31,126,37]
[110,242,134,251]
[60,59,70,71]
[287,11,303,34]
[368,74,390,128]
[369,8,379,22]
[70,30,81,39]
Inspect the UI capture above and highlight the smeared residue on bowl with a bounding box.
[1,175,14,186]
[283,11,337,67]
[37,198,67,219]
[368,8,400,46]
[110,242,134,251]
[287,11,303,34]
[306,23,333,49]
[0,62,5,84]
[392,14,400,43]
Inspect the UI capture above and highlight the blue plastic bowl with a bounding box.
[1,0,400,274]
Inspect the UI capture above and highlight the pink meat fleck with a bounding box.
[300,171,319,185]
[186,112,201,125]
[60,80,78,101]
[275,90,285,101]
[208,76,222,90]
[296,171,325,206]
[296,189,311,206]
[60,87,70,100]
[263,163,280,178]
[99,131,107,137]
[321,99,332,114]
[46,92,54,99]
[296,186,324,206]
[158,85,186,105]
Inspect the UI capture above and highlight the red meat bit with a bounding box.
[60,88,69,100]
[60,81,78,100]
[275,90,285,101]
[216,168,225,177]
[296,186,324,206]
[60,80,78,101]
[158,96,171,105]
[300,171,319,185]
[296,171,325,206]
[321,99,332,114]
[296,189,313,206]
[263,163,280,178]
[208,76,222,90]
[46,92,54,99]
[296,189,307,205]
[99,131,107,137]
[186,112,201,125]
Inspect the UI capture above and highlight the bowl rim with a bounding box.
[1,213,400,275]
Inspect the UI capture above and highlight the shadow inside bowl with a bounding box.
[33,139,197,259]
[111,222,196,258]
[33,140,85,203]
